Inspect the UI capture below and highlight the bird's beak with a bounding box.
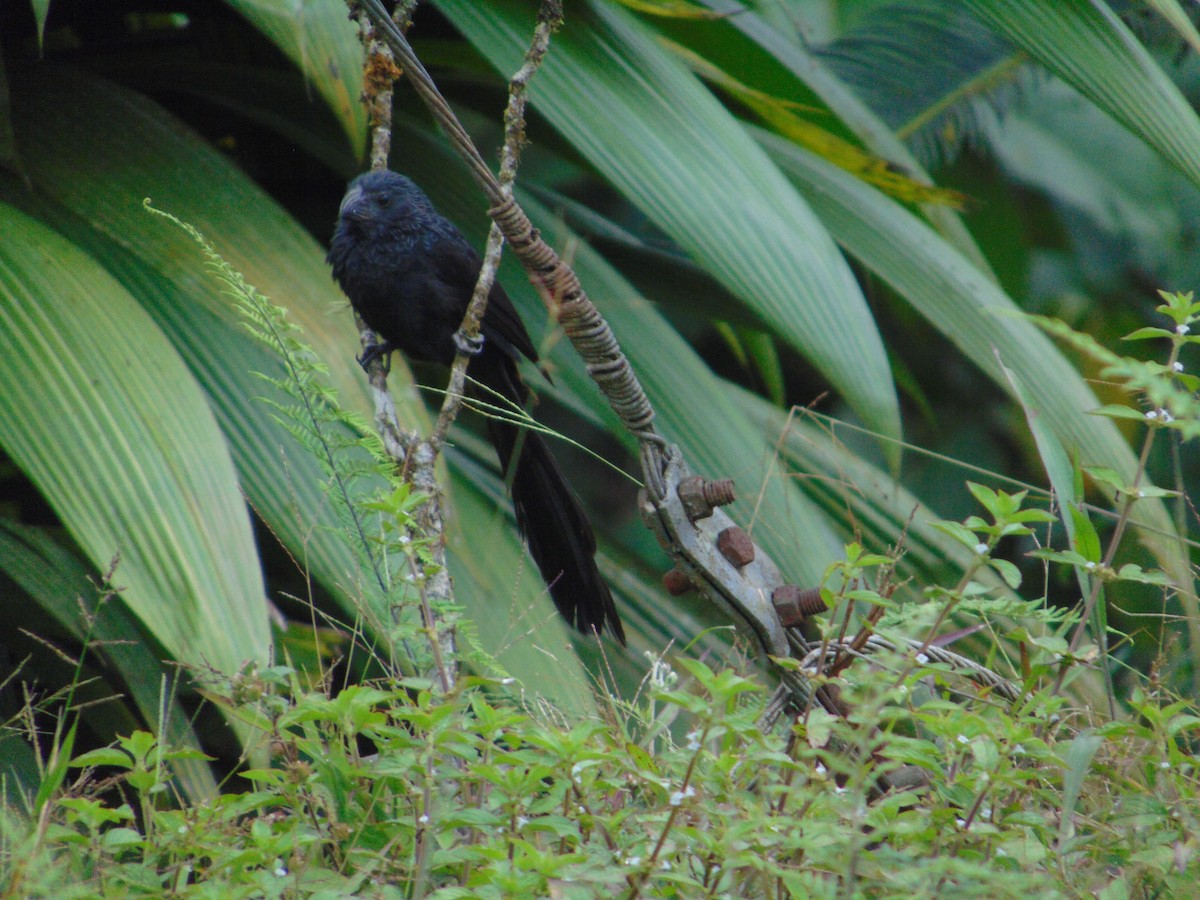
[338,184,368,221]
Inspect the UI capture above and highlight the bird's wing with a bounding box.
[432,231,541,365]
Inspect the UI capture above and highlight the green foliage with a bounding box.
[4,288,1198,895]
[4,2,1200,893]
[142,202,443,669]
[1032,291,1200,442]
[3,643,1199,897]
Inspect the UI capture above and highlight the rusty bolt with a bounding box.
[716,526,755,568]
[702,478,736,507]
[677,476,737,522]
[662,567,693,596]
[772,585,825,628]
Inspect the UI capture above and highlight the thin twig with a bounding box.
[428,3,560,453]
[346,0,457,689]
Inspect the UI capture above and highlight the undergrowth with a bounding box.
[2,235,1198,898]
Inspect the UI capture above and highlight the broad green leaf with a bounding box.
[0,202,270,678]
[990,558,1022,591]
[1060,729,1102,841]
[697,0,993,276]
[222,0,366,160]
[30,0,51,46]
[435,0,902,454]
[6,66,388,637]
[960,0,1200,192]
[1068,504,1102,566]
[1092,404,1148,422]
[984,80,1179,263]
[8,68,595,709]
[1144,0,1200,55]
[755,129,1190,594]
[666,39,965,207]
[1123,327,1175,342]
[612,0,722,18]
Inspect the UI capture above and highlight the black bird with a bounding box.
[327,170,624,644]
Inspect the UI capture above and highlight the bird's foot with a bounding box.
[357,339,394,372]
[453,330,485,357]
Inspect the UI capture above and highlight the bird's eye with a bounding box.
[375,194,391,208]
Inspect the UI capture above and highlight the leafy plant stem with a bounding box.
[892,555,987,690]
[628,721,710,899]
[1054,350,1173,703]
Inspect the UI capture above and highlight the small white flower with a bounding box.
[669,786,696,806]
[1084,561,1096,571]
[516,816,529,828]
[686,730,701,751]
[957,734,970,745]
[1146,410,1159,420]
[834,785,848,794]
[1161,410,1174,423]
[500,677,515,685]
[275,865,288,878]
[1174,361,1185,373]
[418,814,429,825]
[1177,324,1190,335]
[975,542,989,555]
[571,762,585,780]
[626,856,641,866]
[1160,760,1171,769]
[916,653,929,665]
[956,818,967,828]
[1136,489,1146,498]
[815,762,827,776]
[645,656,676,688]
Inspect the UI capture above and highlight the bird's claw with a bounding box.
[357,339,394,372]
[454,331,484,356]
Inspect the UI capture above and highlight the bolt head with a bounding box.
[716,526,755,568]
[677,476,712,522]
[772,584,807,628]
[662,567,693,596]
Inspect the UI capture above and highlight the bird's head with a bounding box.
[334,169,434,238]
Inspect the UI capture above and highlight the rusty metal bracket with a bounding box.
[640,446,792,659]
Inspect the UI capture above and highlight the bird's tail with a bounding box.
[474,353,625,644]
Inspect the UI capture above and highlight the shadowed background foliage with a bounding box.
[2,0,1198,797]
